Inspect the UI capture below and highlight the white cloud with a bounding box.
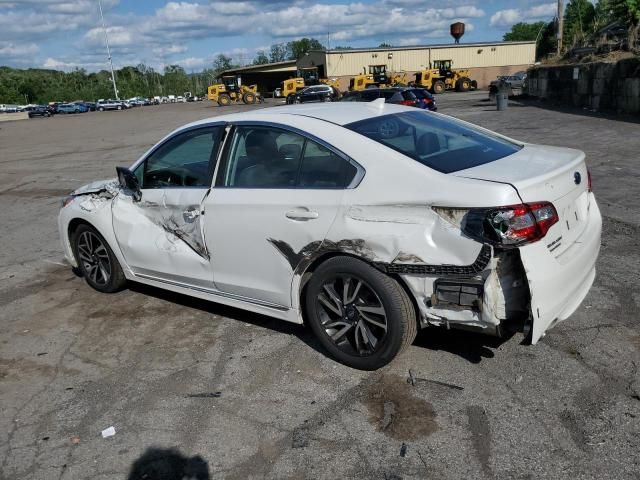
[490,3,556,28]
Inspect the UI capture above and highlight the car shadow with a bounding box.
[126,447,210,480]
[127,281,326,356]
[128,282,512,365]
[413,327,514,364]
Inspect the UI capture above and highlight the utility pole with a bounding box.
[557,0,564,55]
[98,0,119,99]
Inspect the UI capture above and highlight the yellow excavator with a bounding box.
[282,67,341,104]
[208,75,261,106]
[413,60,476,94]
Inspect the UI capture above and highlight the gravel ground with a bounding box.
[0,93,638,480]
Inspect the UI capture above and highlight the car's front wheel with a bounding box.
[72,224,126,293]
[305,257,417,370]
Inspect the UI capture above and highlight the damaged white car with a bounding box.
[58,101,601,369]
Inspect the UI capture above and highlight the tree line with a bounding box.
[0,38,327,104]
[503,0,639,59]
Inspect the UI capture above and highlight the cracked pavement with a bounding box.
[0,95,638,479]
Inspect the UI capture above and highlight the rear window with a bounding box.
[344,111,522,174]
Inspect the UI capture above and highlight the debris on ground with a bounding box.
[101,426,116,438]
[70,436,80,444]
[291,427,309,448]
[407,369,464,390]
[400,443,408,457]
[187,392,222,398]
[381,401,396,431]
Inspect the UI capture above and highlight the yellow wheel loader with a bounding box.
[413,60,477,94]
[348,64,390,91]
[207,75,261,107]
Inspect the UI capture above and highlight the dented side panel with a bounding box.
[111,188,214,288]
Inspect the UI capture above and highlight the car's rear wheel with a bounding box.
[305,257,417,370]
[72,224,126,293]
[117,105,122,110]
[98,107,105,111]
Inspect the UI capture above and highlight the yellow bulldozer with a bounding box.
[281,67,341,104]
[413,60,476,94]
[208,75,261,106]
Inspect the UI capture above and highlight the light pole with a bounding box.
[557,0,564,55]
[98,0,119,99]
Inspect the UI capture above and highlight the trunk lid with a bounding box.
[454,144,590,257]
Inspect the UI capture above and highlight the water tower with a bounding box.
[450,22,465,44]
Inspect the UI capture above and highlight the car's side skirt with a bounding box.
[131,272,302,324]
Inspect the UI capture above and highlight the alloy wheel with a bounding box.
[77,231,112,286]
[316,275,388,356]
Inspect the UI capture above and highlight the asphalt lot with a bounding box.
[1,93,639,480]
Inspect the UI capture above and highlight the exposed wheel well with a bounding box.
[297,252,419,328]
[67,218,95,263]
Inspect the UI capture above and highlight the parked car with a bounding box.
[23,105,52,118]
[57,103,87,114]
[293,85,340,103]
[407,88,437,111]
[490,71,527,97]
[0,104,19,113]
[74,101,95,111]
[340,88,419,107]
[96,99,124,111]
[59,103,601,370]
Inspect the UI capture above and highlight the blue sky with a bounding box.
[0,0,557,72]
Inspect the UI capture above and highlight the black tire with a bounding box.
[286,94,296,105]
[218,93,231,107]
[117,105,122,110]
[432,80,445,94]
[242,92,256,104]
[72,224,126,293]
[456,77,471,92]
[98,107,105,111]
[305,256,417,370]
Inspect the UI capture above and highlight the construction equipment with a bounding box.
[207,75,261,107]
[348,64,390,91]
[281,67,340,104]
[413,60,477,94]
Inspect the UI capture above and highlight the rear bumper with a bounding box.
[519,193,602,343]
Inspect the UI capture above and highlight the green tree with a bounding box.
[503,22,547,41]
[212,54,233,75]
[563,0,597,45]
[605,0,640,25]
[252,51,269,65]
[269,43,288,62]
[378,42,393,47]
[286,38,324,60]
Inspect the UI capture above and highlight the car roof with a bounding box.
[185,102,413,128]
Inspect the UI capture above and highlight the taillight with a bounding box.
[400,100,416,106]
[587,169,592,192]
[433,202,559,247]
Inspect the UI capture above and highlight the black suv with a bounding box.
[22,106,52,118]
[340,88,418,106]
[293,85,340,103]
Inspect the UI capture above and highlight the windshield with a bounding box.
[345,111,522,174]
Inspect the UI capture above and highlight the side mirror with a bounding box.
[116,166,142,202]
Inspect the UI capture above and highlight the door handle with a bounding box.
[285,208,319,220]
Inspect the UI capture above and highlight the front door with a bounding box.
[203,124,360,307]
[112,125,225,287]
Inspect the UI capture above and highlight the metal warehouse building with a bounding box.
[297,41,536,91]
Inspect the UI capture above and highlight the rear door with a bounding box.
[203,123,360,307]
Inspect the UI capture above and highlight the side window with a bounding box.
[136,127,222,188]
[222,126,304,188]
[299,139,358,188]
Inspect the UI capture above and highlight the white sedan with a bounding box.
[58,101,601,370]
